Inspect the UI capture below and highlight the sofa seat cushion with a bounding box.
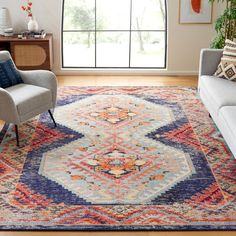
[219,106,236,141]
[218,106,236,157]
[6,84,52,116]
[200,75,236,113]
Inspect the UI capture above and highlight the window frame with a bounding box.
[61,0,168,69]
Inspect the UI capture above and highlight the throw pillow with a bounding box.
[214,39,236,81]
[0,59,23,88]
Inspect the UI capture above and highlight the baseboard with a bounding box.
[54,69,198,76]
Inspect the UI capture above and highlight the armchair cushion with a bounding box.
[6,84,53,122]
[0,59,23,88]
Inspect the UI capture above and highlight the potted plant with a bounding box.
[210,0,236,48]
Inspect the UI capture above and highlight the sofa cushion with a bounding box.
[219,106,236,138]
[214,39,236,81]
[6,84,52,116]
[0,59,23,88]
[200,75,236,113]
[219,106,236,153]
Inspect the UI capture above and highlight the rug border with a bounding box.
[1,225,236,231]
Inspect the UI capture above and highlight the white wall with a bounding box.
[0,0,225,75]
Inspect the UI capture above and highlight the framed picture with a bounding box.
[179,0,213,24]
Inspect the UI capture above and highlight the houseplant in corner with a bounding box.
[21,0,39,32]
[209,0,236,48]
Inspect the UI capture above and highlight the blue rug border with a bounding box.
[0,224,236,231]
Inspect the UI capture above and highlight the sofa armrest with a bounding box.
[19,70,57,107]
[199,49,223,77]
[0,88,20,124]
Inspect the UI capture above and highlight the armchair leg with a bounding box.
[15,125,19,147]
[48,110,57,127]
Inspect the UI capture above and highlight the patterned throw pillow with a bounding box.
[214,39,236,81]
[0,59,23,88]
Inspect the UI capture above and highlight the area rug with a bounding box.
[0,87,235,230]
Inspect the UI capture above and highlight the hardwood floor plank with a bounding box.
[57,75,198,87]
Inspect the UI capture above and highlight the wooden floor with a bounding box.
[57,75,198,87]
[0,76,235,236]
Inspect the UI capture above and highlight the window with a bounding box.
[62,0,167,69]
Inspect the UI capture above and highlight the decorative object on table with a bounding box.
[0,86,235,230]
[3,27,14,37]
[33,29,46,38]
[210,0,236,49]
[0,8,12,36]
[179,0,212,24]
[27,16,39,32]
[21,1,39,32]
[18,30,46,39]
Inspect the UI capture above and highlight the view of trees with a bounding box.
[63,0,166,68]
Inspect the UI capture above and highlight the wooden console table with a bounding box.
[0,34,53,70]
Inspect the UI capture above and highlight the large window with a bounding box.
[62,0,167,69]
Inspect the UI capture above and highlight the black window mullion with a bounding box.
[164,0,167,68]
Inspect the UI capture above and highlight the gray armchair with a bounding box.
[0,51,57,146]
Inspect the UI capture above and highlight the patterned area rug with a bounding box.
[0,87,236,230]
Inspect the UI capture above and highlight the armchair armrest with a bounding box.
[19,70,57,107]
[0,88,20,124]
[199,49,223,77]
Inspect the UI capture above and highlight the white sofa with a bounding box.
[198,49,236,158]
